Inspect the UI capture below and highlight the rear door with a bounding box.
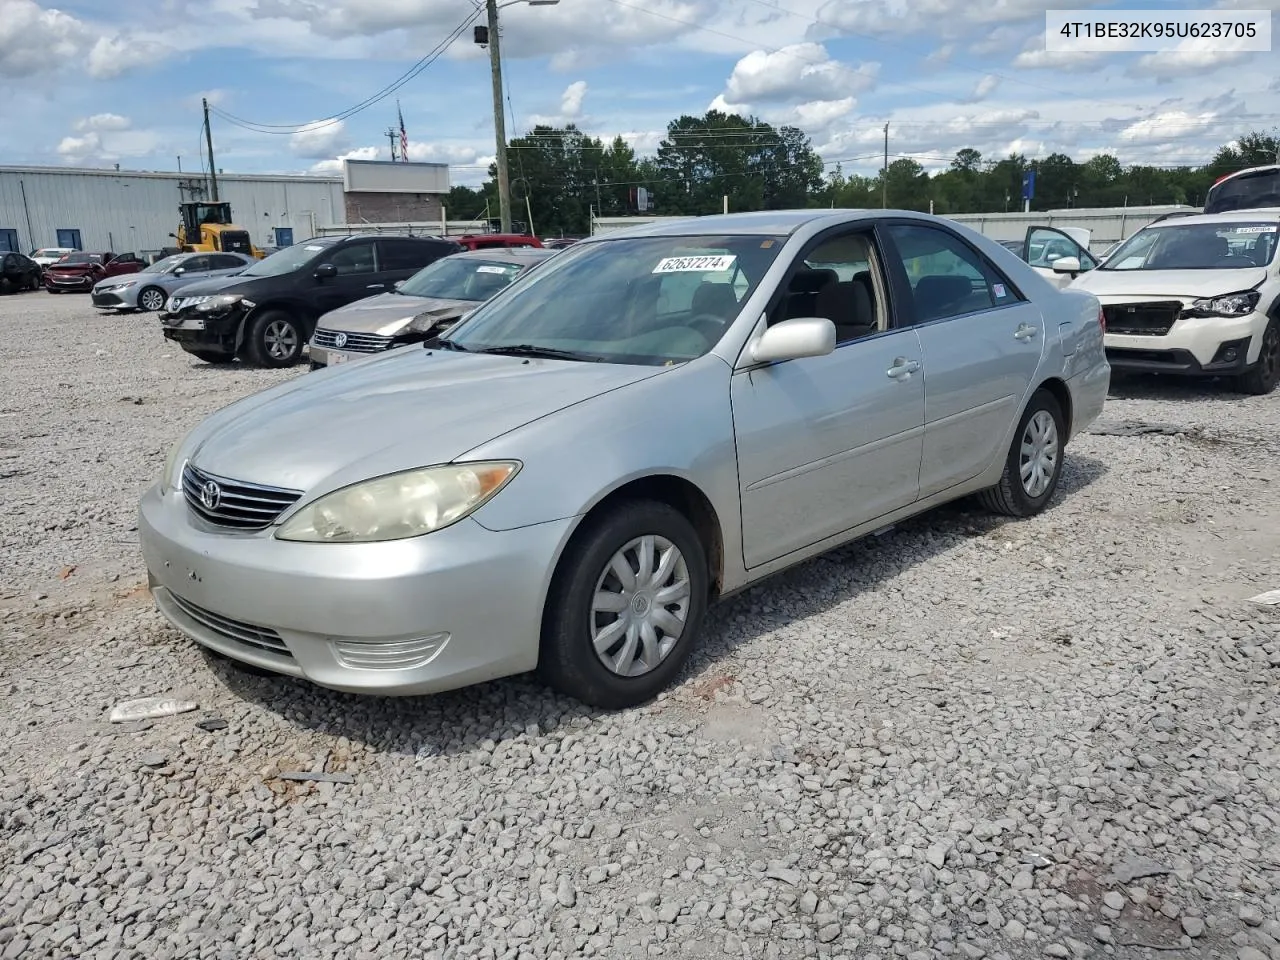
[376,238,452,289]
[883,221,1046,499]
[206,254,248,278]
[1022,226,1097,288]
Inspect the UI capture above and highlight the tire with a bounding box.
[538,500,709,709]
[242,310,304,368]
[1234,320,1279,396]
[184,348,233,364]
[978,388,1066,518]
[137,286,167,312]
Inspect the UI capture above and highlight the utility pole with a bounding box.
[203,97,219,202]
[386,128,399,162]
[487,0,512,234]
[882,121,889,209]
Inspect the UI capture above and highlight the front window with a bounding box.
[1101,222,1279,270]
[58,253,97,265]
[239,239,335,278]
[445,234,784,365]
[399,258,526,301]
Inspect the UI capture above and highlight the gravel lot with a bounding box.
[2,289,1279,960]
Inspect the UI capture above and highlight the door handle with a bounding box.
[1014,322,1039,341]
[886,357,920,380]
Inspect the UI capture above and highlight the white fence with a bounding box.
[591,206,1198,253]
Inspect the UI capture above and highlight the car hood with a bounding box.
[189,348,668,494]
[1071,267,1269,300]
[319,293,475,337]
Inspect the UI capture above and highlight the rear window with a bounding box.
[1205,167,1280,214]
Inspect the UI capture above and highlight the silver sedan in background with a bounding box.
[140,210,1109,709]
[92,252,255,313]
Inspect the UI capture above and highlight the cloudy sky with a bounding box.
[1,0,1277,186]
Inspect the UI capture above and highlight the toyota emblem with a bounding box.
[199,480,222,511]
[333,332,348,348]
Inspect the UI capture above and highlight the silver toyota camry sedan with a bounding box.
[140,210,1109,709]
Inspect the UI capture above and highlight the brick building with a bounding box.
[342,159,449,226]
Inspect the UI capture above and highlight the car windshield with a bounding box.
[238,240,333,278]
[58,253,97,264]
[1100,221,1279,270]
[445,234,784,365]
[398,257,527,301]
[33,249,66,258]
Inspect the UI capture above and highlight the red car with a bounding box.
[45,252,145,293]
[453,234,544,251]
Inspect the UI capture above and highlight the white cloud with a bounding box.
[57,133,104,162]
[86,34,172,79]
[965,75,1001,102]
[788,97,858,130]
[724,43,877,103]
[0,0,171,79]
[527,81,590,127]
[814,0,1114,38]
[74,113,133,133]
[1011,34,1105,71]
[308,145,381,175]
[290,120,349,159]
[1118,111,1223,143]
[1129,47,1254,80]
[404,142,484,165]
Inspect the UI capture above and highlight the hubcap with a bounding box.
[591,535,691,678]
[141,290,164,310]
[264,320,298,360]
[1019,409,1059,499]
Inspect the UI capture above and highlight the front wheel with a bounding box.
[242,310,304,368]
[137,286,167,312]
[1234,320,1278,396]
[539,501,709,709]
[978,388,1066,518]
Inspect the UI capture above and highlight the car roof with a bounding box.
[448,247,556,263]
[579,208,934,242]
[1139,208,1280,228]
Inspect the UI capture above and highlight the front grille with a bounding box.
[312,328,394,354]
[1103,301,1181,336]
[181,462,303,530]
[168,591,292,658]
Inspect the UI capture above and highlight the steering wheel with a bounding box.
[686,312,731,343]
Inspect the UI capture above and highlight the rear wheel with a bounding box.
[1234,320,1278,396]
[539,500,708,709]
[138,286,167,312]
[242,311,304,368]
[979,388,1065,518]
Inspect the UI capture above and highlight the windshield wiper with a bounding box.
[427,337,471,352]
[474,344,599,362]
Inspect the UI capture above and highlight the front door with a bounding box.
[313,240,381,315]
[732,227,925,569]
[883,222,1047,498]
[1022,225,1097,288]
[56,229,82,250]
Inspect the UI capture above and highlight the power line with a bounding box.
[209,10,481,135]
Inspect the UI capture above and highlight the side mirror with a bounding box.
[393,279,405,290]
[750,317,836,364]
[314,263,337,280]
[173,267,185,276]
[1051,256,1081,274]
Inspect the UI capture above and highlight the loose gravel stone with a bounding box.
[3,294,1279,959]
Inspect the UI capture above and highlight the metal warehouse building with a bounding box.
[0,165,348,258]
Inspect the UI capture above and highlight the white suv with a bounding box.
[1069,210,1279,394]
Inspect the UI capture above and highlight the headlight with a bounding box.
[158,435,190,495]
[275,461,520,543]
[196,294,255,313]
[1186,290,1261,318]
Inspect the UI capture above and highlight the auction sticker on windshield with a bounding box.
[653,255,737,274]
[1230,225,1278,234]
[476,265,513,274]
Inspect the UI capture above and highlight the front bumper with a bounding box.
[138,482,576,696]
[46,275,94,291]
[1104,311,1268,376]
[92,290,137,309]
[160,306,248,351]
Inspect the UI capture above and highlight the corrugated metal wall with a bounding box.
[0,167,347,256]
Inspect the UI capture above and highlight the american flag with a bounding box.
[398,102,408,162]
